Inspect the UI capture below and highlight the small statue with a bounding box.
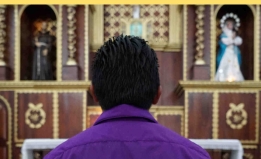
[215,13,244,82]
[32,21,55,80]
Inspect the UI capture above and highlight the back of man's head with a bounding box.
[92,35,160,110]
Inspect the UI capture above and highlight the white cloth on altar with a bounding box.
[22,138,243,159]
[190,139,243,159]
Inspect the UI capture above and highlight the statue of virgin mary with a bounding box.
[215,13,244,82]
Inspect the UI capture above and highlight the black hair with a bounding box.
[92,35,160,110]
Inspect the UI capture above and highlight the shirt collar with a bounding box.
[94,104,157,126]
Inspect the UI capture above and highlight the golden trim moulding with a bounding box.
[0,81,91,90]
[175,80,261,95]
[14,90,87,143]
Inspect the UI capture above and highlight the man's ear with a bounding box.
[90,84,99,103]
[152,86,162,104]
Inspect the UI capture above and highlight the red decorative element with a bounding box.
[154,31,159,37]
[164,11,169,16]
[164,31,169,37]
[104,22,110,27]
[104,32,110,37]
[154,21,159,27]
[154,11,160,16]
[104,12,110,17]
[114,32,120,36]
[144,12,150,17]
[124,12,130,17]
[164,21,169,26]
[114,22,120,27]
[114,12,120,17]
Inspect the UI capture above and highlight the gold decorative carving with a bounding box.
[14,5,18,81]
[15,143,23,147]
[53,92,58,138]
[243,153,254,159]
[0,95,12,159]
[226,103,247,129]
[184,89,259,144]
[87,106,102,128]
[184,91,188,137]
[243,145,257,149]
[103,5,171,51]
[82,91,87,130]
[0,81,91,90]
[139,5,169,45]
[15,90,87,143]
[57,5,62,81]
[66,5,77,65]
[210,5,214,80]
[152,106,184,136]
[177,80,261,92]
[212,91,218,138]
[194,5,206,65]
[0,5,6,66]
[84,5,89,81]
[183,5,187,80]
[25,103,46,129]
[211,5,259,81]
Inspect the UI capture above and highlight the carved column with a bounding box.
[66,5,77,65]
[0,5,6,66]
[194,5,206,65]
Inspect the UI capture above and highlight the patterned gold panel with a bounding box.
[104,5,169,44]
[104,5,132,40]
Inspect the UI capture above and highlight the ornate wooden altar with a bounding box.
[0,5,260,159]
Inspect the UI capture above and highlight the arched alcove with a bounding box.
[20,5,57,80]
[0,96,11,159]
[215,5,254,80]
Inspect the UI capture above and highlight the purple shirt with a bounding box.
[44,104,210,159]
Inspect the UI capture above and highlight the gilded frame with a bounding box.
[210,5,260,81]
[14,90,87,143]
[184,89,259,144]
[14,5,63,81]
[183,5,260,81]
[150,106,184,136]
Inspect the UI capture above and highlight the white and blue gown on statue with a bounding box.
[215,27,244,82]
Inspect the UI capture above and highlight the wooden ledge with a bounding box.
[175,80,261,95]
[0,81,91,90]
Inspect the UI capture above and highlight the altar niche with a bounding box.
[215,5,254,81]
[20,5,57,80]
